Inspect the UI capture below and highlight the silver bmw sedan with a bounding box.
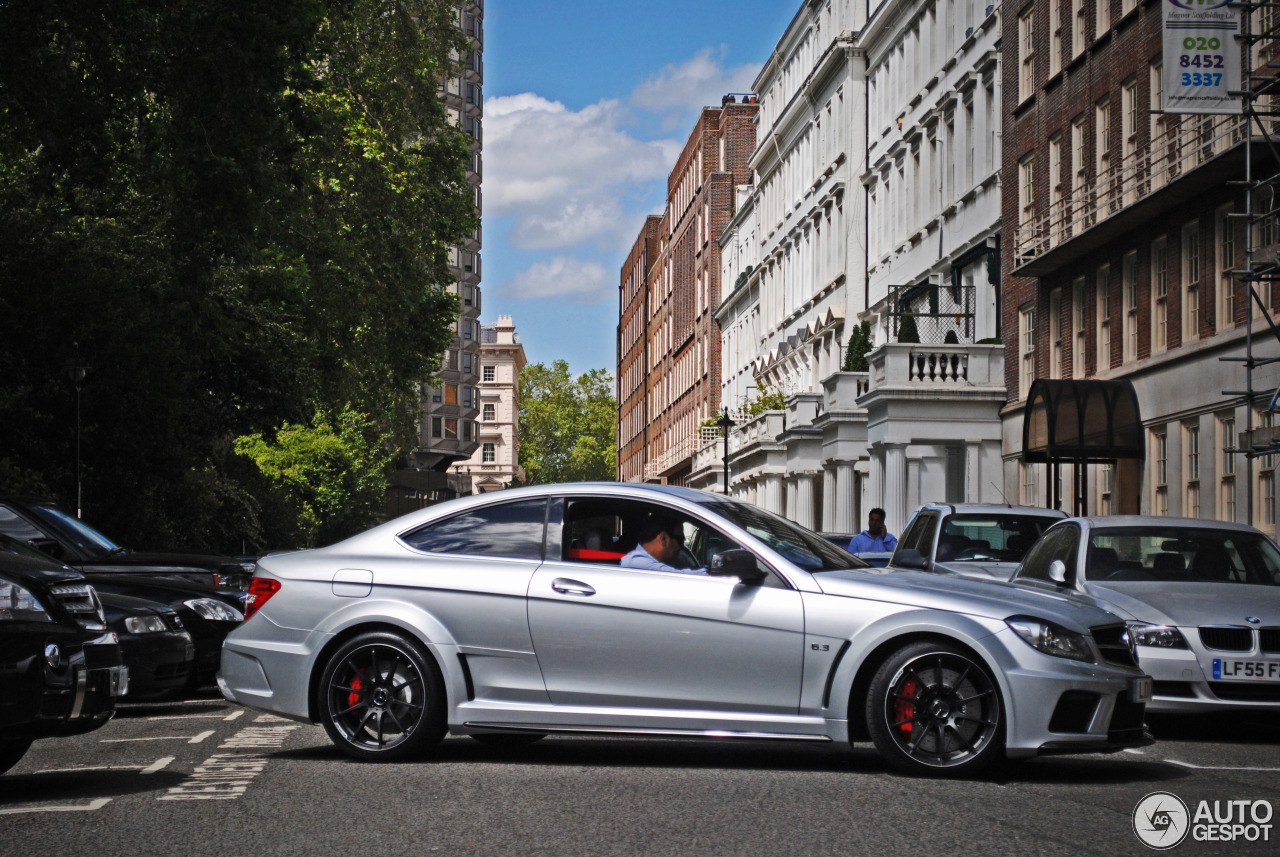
[219,483,1152,776]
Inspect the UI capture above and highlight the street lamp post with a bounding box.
[63,347,90,519]
[715,407,736,496]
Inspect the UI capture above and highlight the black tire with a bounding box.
[469,732,547,747]
[865,641,1003,776]
[317,631,446,762]
[0,739,33,776]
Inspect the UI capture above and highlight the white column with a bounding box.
[885,443,907,535]
[835,462,856,533]
[763,474,784,514]
[966,440,982,503]
[795,473,816,530]
[785,476,798,521]
[822,466,836,531]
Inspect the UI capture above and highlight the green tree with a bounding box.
[0,1,475,552]
[517,361,616,485]
[843,320,874,372]
[234,406,393,549]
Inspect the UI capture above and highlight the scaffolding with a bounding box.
[1227,2,1280,522]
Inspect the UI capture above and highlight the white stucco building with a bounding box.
[450,315,526,494]
[691,0,1008,537]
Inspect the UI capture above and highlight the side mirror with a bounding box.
[28,538,65,560]
[1047,559,1070,585]
[709,549,767,583]
[894,548,929,571]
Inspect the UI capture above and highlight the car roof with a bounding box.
[918,502,1067,517]
[1068,515,1267,534]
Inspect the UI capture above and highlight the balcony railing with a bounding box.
[1014,114,1248,266]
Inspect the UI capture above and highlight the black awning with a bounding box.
[1023,379,1144,463]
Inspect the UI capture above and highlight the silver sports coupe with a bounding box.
[1008,516,1280,714]
[219,484,1152,776]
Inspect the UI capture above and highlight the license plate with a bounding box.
[1211,659,1280,681]
[1130,676,1153,703]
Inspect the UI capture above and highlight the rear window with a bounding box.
[400,499,547,561]
[937,514,1059,563]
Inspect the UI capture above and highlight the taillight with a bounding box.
[244,577,281,620]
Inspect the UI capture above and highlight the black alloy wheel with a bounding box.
[865,641,1003,776]
[0,739,33,776]
[318,631,445,761]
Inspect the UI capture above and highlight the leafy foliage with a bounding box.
[516,361,616,485]
[843,320,874,372]
[0,1,475,551]
[897,314,921,343]
[745,380,786,417]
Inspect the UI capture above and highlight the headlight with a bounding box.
[1006,616,1094,662]
[184,598,244,622]
[0,580,52,622]
[1127,622,1189,649]
[124,614,169,634]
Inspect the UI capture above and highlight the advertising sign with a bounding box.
[1162,0,1243,114]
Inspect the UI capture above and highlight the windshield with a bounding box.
[937,514,1060,563]
[28,505,119,557]
[707,500,867,572]
[1086,527,1280,586]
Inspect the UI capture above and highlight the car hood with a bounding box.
[1082,581,1280,627]
[932,560,1020,580]
[0,551,84,590]
[815,569,1123,632]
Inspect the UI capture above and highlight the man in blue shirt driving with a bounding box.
[620,515,708,575]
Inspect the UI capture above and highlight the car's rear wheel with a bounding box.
[317,631,445,761]
[469,732,546,747]
[0,739,33,776]
[865,641,1003,776]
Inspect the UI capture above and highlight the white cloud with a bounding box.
[629,47,759,127]
[495,257,614,304]
[484,93,679,250]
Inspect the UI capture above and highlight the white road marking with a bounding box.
[1123,748,1146,755]
[101,736,197,743]
[188,730,215,744]
[1166,759,1280,772]
[34,757,174,775]
[141,756,175,774]
[146,713,231,721]
[160,725,300,801]
[0,799,111,816]
[223,710,245,721]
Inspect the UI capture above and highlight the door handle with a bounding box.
[551,578,595,596]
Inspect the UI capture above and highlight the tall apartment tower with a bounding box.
[1000,0,1279,533]
[389,1,485,513]
[617,100,758,485]
[452,315,526,494]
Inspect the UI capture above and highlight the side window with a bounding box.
[900,512,939,557]
[1017,524,1081,583]
[0,505,43,542]
[400,499,547,560]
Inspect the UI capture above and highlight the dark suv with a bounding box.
[1,551,127,775]
[0,497,253,591]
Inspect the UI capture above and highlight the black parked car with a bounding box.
[0,552,127,775]
[99,592,195,701]
[0,497,254,591]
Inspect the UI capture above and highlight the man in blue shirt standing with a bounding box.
[848,507,897,554]
[620,515,708,575]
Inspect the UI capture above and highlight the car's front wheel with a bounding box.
[865,641,1003,776]
[0,739,33,776]
[317,631,446,761]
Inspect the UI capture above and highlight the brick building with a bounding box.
[616,101,758,485]
[1000,0,1279,533]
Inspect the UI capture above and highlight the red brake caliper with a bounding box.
[348,676,363,709]
[896,677,918,733]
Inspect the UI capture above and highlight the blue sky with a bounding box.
[480,1,801,376]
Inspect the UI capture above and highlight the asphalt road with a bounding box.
[2,693,1277,857]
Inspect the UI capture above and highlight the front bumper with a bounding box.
[1138,645,1280,713]
[0,632,127,740]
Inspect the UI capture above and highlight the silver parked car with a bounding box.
[890,503,1067,580]
[1008,516,1280,714]
[219,484,1152,776]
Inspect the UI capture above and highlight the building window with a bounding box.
[431,417,442,438]
[482,443,495,463]
[1073,0,1087,58]
[431,386,442,404]
[1121,78,1138,202]
[1122,0,1137,14]
[1049,133,1064,243]
[1122,250,1138,363]
[1019,8,1037,102]
[1049,288,1063,379]
[1099,462,1114,516]
[483,365,496,382]
[1096,0,1111,37]
[1096,98,1112,213]
[462,352,472,373]
[1220,413,1237,521]
[444,383,458,405]
[1217,204,1236,330]
[1050,0,1064,76]
[1020,304,1037,399]
[1153,236,1169,352]
[1019,153,1036,230]
[1096,264,1111,373]
[1184,421,1201,518]
[1183,221,1201,342]
[1153,427,1169,515]
[1072,275,1088,377]
[1150,61,1168,191]
[1071,115,1087,226]
[1259,411,1276,529]
[482,403,495,421]
[1020,461,1041,506]
[444,418,458,440]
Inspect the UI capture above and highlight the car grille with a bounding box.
[1152,681,1196,698]
[1209,682,1280,702]
[1108,692,1147,741]
[1091,624,1138,667]
[1199,626,1253,652]
[1261,628,1280,654]
[47,582,106,630]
